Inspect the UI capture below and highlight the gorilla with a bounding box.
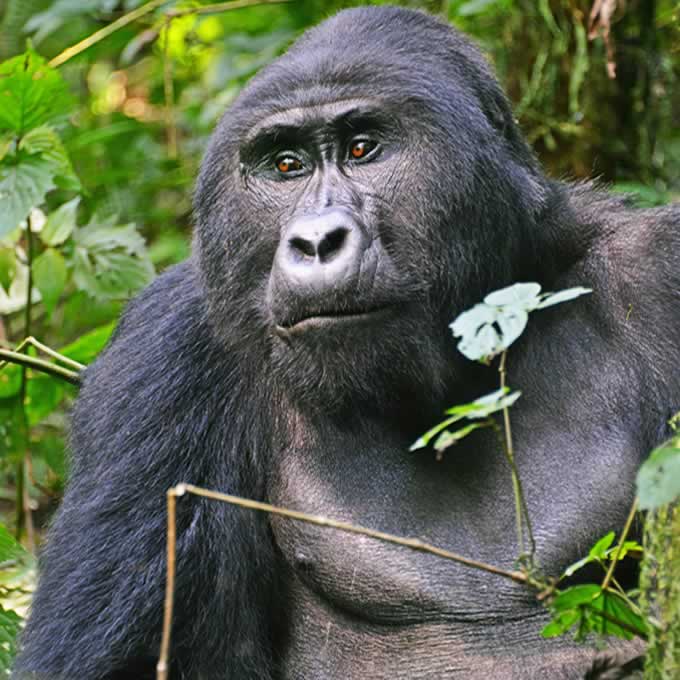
[13,5,680,680]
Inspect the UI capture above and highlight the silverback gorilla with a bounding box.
[13,6,680,680]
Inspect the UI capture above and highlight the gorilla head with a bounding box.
[194,7,554,410]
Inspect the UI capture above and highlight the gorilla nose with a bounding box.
[278,210,367,290]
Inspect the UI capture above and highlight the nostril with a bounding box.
[289,236,316,259]
[318,227,348,262]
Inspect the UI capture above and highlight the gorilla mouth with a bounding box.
[275,305,393,335]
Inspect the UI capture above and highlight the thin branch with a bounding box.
[48,0,294,69]
[49,0,170,68]
[0,349,81,385]
[601,497,639,592]
[166,0,292,20]
[1,336,85,371]
[178,484,527,583]
[17,215,36,549]
[498,351,536,561]
[156,490,177,680]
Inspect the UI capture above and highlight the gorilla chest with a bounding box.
[268,430,521,624]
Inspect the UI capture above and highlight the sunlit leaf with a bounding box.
[0,50,72,134]
[589,531,615,559]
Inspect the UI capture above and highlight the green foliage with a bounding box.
[640,502,680,678]
[0,50,72,134]
[637,435,680,511]
[410,387,520,453]
[0,523,33,677]
[0,0,675,672]
[543,585,647,641]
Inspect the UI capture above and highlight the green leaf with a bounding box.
[71,220,154,301]
[33,247,67,317]
[542,609,580,638]
[0,523,25,562]
[0,50,72,135]
[0,604,21,676]
[59,321,115,365]
[26,375,66,426]
[0,248,16,293]
[40,197,79,246]
[433,421,490,452]
[637,437,680,510]
[562,532,616,578]
[548,586,647,641]
[552,584,600,610]
[452,388,521,420]
[19,126,80,192]
[589,531,615,559]
[0,153,55,238]
[0,363,21,399]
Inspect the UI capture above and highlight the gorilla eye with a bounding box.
[275,155,303,175]
[349,139,378,161]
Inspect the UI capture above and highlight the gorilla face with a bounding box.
[195,7,550,408]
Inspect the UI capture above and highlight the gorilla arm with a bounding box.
[13,261,277,680]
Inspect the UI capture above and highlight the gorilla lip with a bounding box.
[275,305,393,335]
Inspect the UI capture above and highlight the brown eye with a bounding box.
[349,139,377,160]
[276,156,303,174]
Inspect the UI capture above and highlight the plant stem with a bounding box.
[177,484,528,582]
[0,336,85,371]
[498,351,536,563]
[15,215,35,548]
[0,349,81,385]
[49,0,170,68]
[601,497,639,592]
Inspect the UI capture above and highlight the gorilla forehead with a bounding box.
[224,6,501,135]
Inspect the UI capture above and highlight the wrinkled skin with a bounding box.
[13,6,679,680]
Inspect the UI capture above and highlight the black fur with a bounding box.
[13,6,680,679]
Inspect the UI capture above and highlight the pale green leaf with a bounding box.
[19,126,80,191]
[0,154,55,238]
[41,197,80,246]
[33,247,67,316]
[483,282,542,308]
[637,437,680,510]
[536,287,592,309]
